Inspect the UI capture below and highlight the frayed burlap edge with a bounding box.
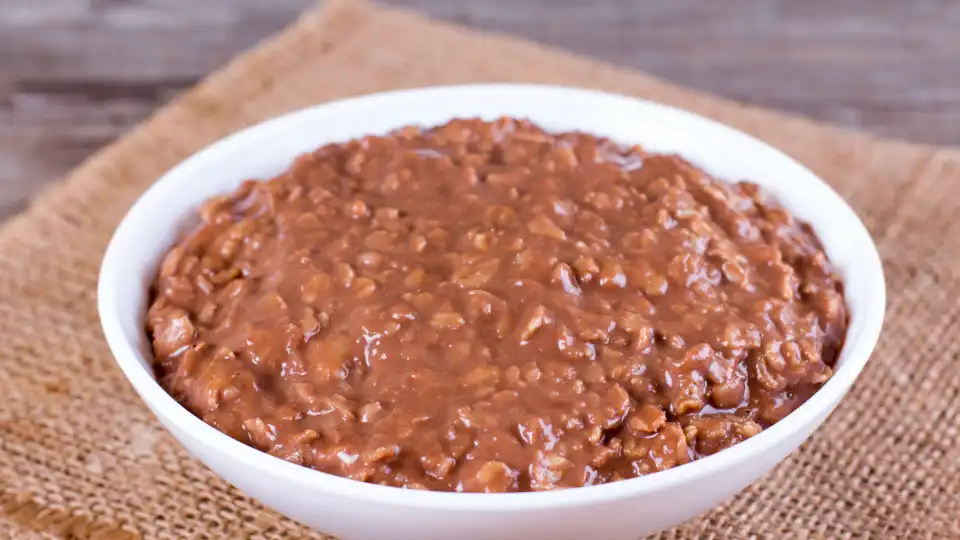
[1,494,138,540]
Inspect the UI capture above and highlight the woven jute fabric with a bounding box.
[1,1,958,538]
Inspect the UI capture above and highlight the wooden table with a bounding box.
[2,0,957,220]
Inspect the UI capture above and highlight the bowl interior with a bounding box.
[98,84,885,507]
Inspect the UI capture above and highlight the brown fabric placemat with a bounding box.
[1,0,958,538]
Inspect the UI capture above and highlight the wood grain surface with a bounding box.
[1,0,957,219]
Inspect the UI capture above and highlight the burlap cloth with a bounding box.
[1,1,958,538]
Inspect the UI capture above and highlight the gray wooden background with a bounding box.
[2,0,958,220]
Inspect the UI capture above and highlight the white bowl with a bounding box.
[98,84,885,540]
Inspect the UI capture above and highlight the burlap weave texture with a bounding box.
[1,1,958,538]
